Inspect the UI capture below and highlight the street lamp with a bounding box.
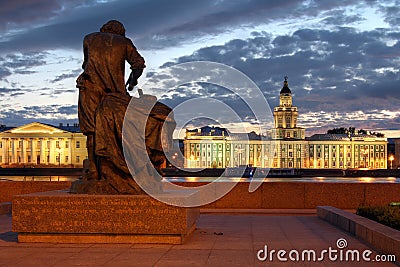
[389,155,394,169]
[169,152,178,168]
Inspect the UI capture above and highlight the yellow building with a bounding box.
[0,122,87,167]
[307,134,387,169]
[184,77,388,169]
[271,76,305,140]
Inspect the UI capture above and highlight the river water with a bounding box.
[165,176,400,183]
[0,176,78,182]
[1,176,399,183]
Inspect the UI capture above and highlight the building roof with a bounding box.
[307,133,386,142]
[186,126,229,136]
[229,131,264,141]
[280,76,292,95]
[0,125,15,132]
[186,126,267,141]
[52,123,81,133]
[0,122,81,134]
[307,134,350,141]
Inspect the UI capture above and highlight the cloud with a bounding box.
[0,52,48,80]
[0,87,21,96]
[0,0,100,32]
[0,0,399,131]
[150,26,399,131]
[3,53,48,68]
[0,0,385,54]
[51,69,81,83]
[0,104,78,126]
[322,14,365,26]
[0,67,11,80]
[378,1,400,27]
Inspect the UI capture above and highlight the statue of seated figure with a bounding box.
[70,20,175,194]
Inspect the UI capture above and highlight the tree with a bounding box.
[326,127,384,137]
[327,127,347,134]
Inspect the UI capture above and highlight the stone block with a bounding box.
[12,190,199,244]
[355,223,367,240]
[317,206,400,262]
[262,183,305,209]
[0,202,11,214]
[306,183,364,209]
[0,181,71,202]
[364,183,400,206]
[214,183,262,209]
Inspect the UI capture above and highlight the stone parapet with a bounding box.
[2,181,400,209]
[317,206,400,263]
[0,181,71,202]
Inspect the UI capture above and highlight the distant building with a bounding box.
[184,77,388,169]
[0,122,87,167]
[269,76,305,140]
[307,134,387,169]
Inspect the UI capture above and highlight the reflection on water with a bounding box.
[1,176,399,183]
[0,176,79,182]
[165,176,400,183]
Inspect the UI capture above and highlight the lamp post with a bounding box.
[389,155,394,169]
[169,152,178,168]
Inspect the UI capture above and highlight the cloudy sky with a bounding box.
[0,0,399,137]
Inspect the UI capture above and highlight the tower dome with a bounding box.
[280,76,291,95]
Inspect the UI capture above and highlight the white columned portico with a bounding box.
[12,139,18,164]
[68,138,72,165]
[40,138,46,164]
[31,138,36,164]
[1,138,7,164]
[57,139,63,166]
[49,138,55,164]
[1,138,8,164]
[21,138,27,164]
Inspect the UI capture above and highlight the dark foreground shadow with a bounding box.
[0,213,18,242]
[0,231,17,242]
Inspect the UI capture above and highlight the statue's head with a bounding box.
[100,20,126,36]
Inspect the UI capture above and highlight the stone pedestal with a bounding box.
[12,190,199,244]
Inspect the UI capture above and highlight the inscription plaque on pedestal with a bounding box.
[12,190,199,244]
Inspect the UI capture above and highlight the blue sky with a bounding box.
[0,0,399,136]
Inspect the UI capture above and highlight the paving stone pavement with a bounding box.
[0,213,398,266]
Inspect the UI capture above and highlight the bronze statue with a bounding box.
[71,20,175,194]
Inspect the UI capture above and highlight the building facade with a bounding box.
[0,122,87,167]
[184,78,388,169]
[307,134,387,169]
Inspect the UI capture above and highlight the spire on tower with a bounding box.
[280,75,291,95]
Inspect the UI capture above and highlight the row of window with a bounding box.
[0,155,82,164]
[189,143,306,151]
[314,160,385,168]
[310,151,386,159]
[0,140,83,149]
[310,144,385,151]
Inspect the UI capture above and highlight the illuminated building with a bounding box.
[271,76,305,140]
[307,134,387,169]
[0,122,87,167]
[184,77,388,169]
